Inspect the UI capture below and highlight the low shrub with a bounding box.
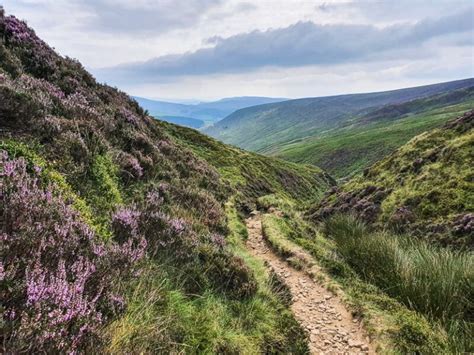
[0,152,146,353]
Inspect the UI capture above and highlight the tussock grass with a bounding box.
[324,214,474,352]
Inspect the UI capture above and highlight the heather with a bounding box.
[3,6,472,353]
[0,152,146,352]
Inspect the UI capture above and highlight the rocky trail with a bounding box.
[245,212,374,354]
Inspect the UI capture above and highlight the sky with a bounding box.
[2,0,474,101]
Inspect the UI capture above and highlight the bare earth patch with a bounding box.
[246,212,375,354]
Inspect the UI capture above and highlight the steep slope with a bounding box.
[163,121,333,206]
[0,10,329,353]
[309,110,474,249]
[134,95,287,123]
[205,79,474,177]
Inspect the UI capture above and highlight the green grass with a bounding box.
[322,110,474,247]
[272,100,474,178]
[323,214,473,353]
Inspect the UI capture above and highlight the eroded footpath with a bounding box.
[245,212,374,355]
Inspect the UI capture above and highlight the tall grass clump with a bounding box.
[323,214,473,350]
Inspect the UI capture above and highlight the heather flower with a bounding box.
[62,91,98,118]
[112,207,141,241]
[169,218,186,234]
[0,261,5,281]
[118,152,143,179]
[0,152,145,353]
[146,190,163,207]
[209,233,226,249]
[119,107,139,125]
[33,165,42,174]
[4,16,39,45]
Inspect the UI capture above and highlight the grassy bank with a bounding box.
[323,214,473,352]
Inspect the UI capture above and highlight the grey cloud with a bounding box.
[95,8,474,84]
[316,0,473,23]
[78,0,223,34]
[234,2,258,12]
[2,0,224,35]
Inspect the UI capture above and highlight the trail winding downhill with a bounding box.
[245,212,374,355]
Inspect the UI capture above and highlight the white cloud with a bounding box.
[1,0,473,99]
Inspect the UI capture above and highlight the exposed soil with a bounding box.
[246,212,375,354]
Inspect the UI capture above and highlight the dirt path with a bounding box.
[246,212,374,354]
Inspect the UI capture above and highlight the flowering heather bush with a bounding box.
[2,15,57,79]
[116,193,198,261]
[119,107,139,125]
[16,74,65,100]
[117,152,143,181]
[0,152,146,353]
[62,91,99,118]
[3,15,41,46]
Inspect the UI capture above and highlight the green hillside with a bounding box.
[309,110,474,249]
[2,7,473,355]
[271,89,474,177]
[205,79,474,177]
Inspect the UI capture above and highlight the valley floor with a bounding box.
[245,212,373,354]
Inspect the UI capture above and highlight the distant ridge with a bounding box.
[134,95,287,124]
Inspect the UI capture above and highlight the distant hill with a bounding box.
[156,115,205,129]
[134,96,287,123]
[270,87,474,177]
[309,110,474,249]
[204,79,474,176]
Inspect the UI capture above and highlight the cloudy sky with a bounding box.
[3,0,473,101]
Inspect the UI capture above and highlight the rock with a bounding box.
[348,340,364,348]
